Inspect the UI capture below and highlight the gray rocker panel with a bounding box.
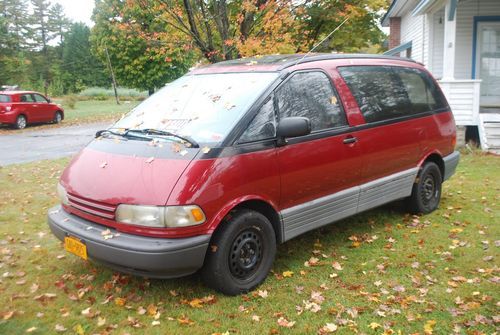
[281,167,418,241]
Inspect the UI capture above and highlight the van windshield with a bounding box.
[113,72,279,145]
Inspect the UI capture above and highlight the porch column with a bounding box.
[442,0,457,80]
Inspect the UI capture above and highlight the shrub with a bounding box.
[63,95,78,109]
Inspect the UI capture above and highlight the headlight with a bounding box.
[57,183,69,206]
[115,204,206,228]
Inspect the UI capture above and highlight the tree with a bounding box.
[48,3,71,56]
[296,0,388,53]
[116,0,388,63]
[61,23,108,93]
[91,0,197,94]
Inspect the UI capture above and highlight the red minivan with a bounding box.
[48,54,459,295]
[0,91,64,129]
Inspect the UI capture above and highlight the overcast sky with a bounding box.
[53,0,95,26]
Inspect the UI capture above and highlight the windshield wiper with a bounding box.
[126,128,200,148]
[95,129,149,141]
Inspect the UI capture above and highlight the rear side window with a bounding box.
[275,71,347,132]
[20,94,35,103]
[0,95,11,103]
[338,66,448,123]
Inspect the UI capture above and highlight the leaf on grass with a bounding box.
[54,324,66,332]
[282,271,294,278]
[424,320,436,334]
[277,316,295,328]
[304,257,320,267]
[25,327,37,333]
[319,323,337,333]
[257,290,268,298]
[332,262,343,271]
[114,297,126,306]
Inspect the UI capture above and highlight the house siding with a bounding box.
[455,0,500,79]
[401,13,425,62]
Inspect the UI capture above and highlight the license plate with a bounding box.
[64,236,88,260]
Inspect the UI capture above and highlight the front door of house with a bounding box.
[475,22,500,107]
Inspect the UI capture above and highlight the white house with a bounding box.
[382,0,500,152]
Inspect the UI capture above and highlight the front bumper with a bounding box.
[48,205,211,278]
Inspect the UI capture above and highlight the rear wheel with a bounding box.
[53,111,62,124]
[201,209,276,295]
[15,115,27,129]
[407,162,442,214]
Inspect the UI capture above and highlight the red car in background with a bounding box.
[0,91,64,129]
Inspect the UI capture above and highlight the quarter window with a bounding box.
[275,71,347,132]
[34,94,48,103]
[239,96,276,143]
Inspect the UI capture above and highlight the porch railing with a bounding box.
[438,79,481,126]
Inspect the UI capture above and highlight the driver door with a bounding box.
[274,71,364,240]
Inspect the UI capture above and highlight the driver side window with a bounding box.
[239,96,276,143]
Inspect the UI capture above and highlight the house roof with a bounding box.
[381,0,438,26]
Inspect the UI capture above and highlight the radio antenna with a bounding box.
[294,17,349,66]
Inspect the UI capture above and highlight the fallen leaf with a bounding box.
[277,316,295,328]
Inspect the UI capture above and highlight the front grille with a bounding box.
[67,193,116,220]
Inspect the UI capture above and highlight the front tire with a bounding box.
[407,162,442,214]
[201,209,276,296]
[15,115,27,129]
[54,111,62,124]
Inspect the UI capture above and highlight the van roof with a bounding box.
[191,53,417,74]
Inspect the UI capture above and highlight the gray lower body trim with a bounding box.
[281,168,418,241]
[443,151,460,181]
[48,205,210,279]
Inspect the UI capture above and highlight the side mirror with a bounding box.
[276,117,311,146]
[47,98,51,103]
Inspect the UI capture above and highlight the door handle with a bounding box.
[343,136,358,144]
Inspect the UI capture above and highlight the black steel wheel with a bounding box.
[201,209,276,295]
[407,162,442,214]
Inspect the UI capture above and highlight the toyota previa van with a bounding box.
[48,54,459,295]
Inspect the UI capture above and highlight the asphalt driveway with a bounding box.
[0,122,110,166]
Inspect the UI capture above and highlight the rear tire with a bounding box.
[201,209,276,296]
[15,115,27,129]
[54,111,62,124]
[407,162,442,214]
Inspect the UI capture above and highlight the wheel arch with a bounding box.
[419,152,445,178]
[56,110,64,120]
[210,197,283,244]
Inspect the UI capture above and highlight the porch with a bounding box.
[383,0,500,152]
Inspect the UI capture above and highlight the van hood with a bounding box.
[60,138,199,206]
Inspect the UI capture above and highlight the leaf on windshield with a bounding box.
[145,157,155,164]
[224,102,236,110]
[210,95,221,103]
[171,143,182,153]
[201,147,211,154]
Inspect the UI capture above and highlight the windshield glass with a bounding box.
[113,72,279,145]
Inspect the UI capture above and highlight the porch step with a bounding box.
[479,113,500,155]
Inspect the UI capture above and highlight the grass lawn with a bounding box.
[0,152,498,334]
[55,99,139,125]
